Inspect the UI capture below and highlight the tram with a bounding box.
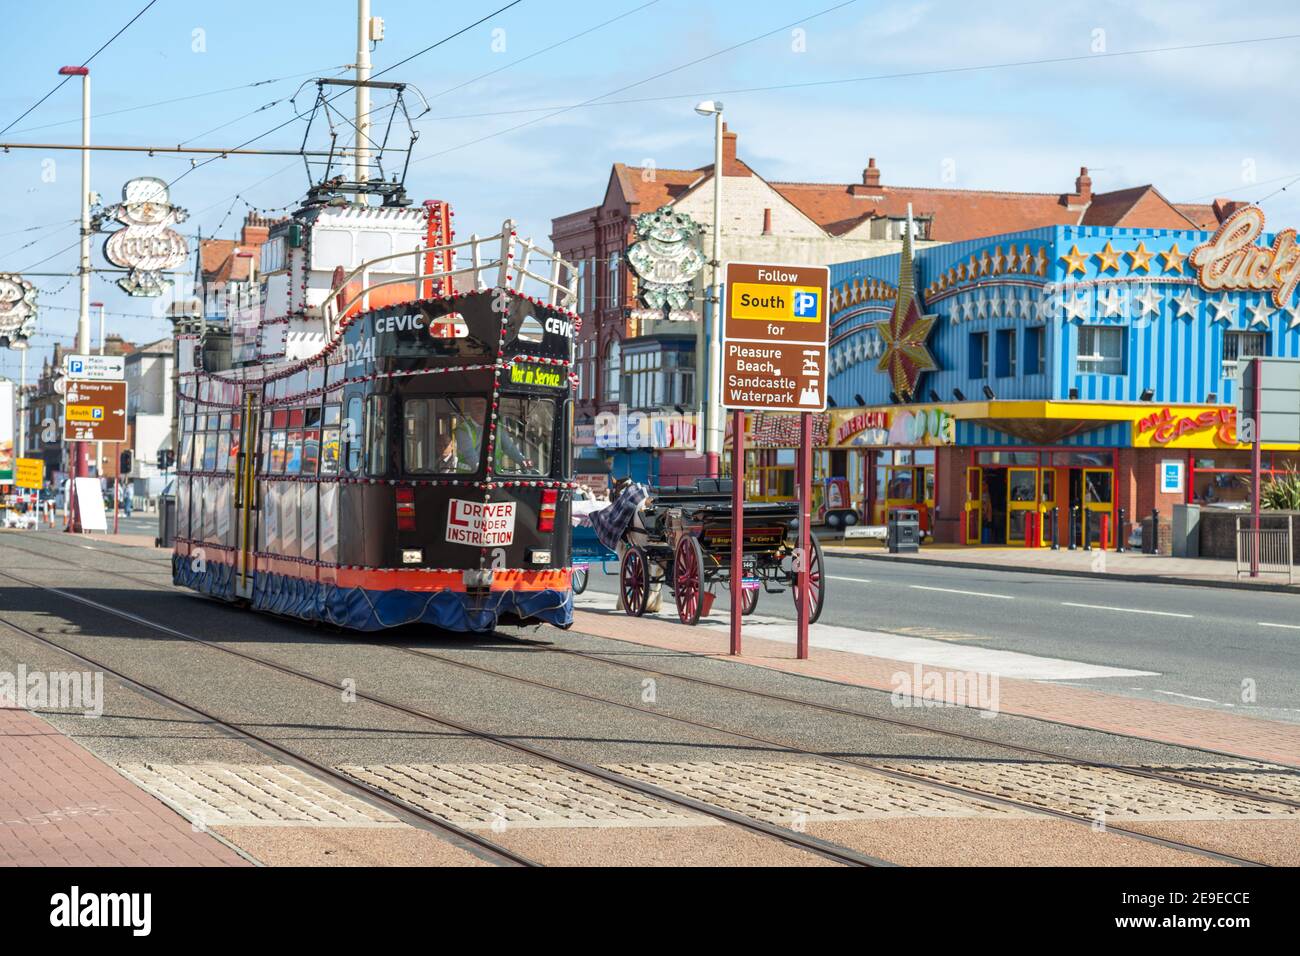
[171,192,580,633]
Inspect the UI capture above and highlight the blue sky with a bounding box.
[3,0,1300,383]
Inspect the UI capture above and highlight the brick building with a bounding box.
[552,125,1241,485]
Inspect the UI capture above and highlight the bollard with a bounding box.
[1068,506,1078,551]
[1100,513,1110,552]
[1050,506,1060,550]
[1148,508,1159,554]
[1023,511,1035,548]
[1083,510,1092,551]
[1116,507,1126,553]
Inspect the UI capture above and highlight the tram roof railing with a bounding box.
[321,219,580,339]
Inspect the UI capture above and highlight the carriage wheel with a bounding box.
[571,565,589,595]
[619,547,650,617]
[673,537,705,626]
[790,535,826,624]
[740,585,759,616]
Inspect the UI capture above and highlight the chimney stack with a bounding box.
[720,123,749,176]
[863,157,881,189]
[1075,166,1092,203]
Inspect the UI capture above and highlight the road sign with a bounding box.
[1237,357,1300,443]
[15,457,44,490]
[63,380,128,442]
[62,354,125,381]
[721,262,829,411]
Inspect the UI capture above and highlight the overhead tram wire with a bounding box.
[0,0,161,136]
[408,0,864,165]
[165,0,527,191]
[407,30,1300,128]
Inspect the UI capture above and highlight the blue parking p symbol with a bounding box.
[793,290,819,318]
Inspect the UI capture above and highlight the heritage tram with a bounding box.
[171,188,581,633]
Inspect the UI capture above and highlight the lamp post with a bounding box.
[59,65,91,531]
[91,301,105,354]
[694,100,724,477]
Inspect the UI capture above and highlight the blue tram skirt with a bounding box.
[173,557,574,633]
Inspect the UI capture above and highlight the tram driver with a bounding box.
[436,413,481,474]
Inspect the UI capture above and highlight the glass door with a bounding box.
[1083,467,1114,547]
[885,465,917,522]
[1005,467,1038,547]
[1039,468,1057,546]
[964,467,982,544]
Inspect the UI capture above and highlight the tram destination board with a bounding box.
[721,261,829,412]
[63,379,128,442]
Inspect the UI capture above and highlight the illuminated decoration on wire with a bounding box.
[0,273,37,347]
[100,177,190,297]
[626,205,705,322]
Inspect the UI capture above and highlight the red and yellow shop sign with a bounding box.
[831,409,890,446]
[1134,406,1238,448]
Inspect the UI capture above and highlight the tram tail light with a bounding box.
[538,489,558,533]
[395,487,416,531]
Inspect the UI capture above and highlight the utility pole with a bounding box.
[355,0,374,204]
[60,64,91,532]
[694,100,725,477]
[93,301,105,354]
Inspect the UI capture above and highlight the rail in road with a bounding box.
[3,532,1297,865]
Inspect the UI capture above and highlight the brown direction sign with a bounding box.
[63,379,128,442]
[721,262,830,411]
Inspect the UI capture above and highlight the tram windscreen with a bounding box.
[404,397,487,474]
[494,396,555,477]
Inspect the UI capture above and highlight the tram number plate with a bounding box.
[446,498,517,546]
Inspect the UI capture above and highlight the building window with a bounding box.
[969,331,989,379]
[1222,330,1267,378]
[604,339,621,402]
[1076,326,1126,376]
[995,329,1017,378]
[608,251,621,306]
[1024,326,1044,375]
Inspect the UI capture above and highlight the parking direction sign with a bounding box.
[721,262,829,411]
[62,354,125,381]
[63,380,128,442]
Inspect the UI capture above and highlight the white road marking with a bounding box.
[573,591,1156,681]
[909,584,1014,600]
[827,575,872,583]
[1061,602,1192,618]
[1152,690,1227,705]
[1259,622,1300,630]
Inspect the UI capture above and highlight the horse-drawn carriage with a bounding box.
[617,478,826,626]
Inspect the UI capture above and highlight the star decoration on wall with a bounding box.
[1127,241,1154,273]
[1284,301,1300,330]
[1095,241,1122,272]
[992,246,1005,274]
[1134,285,1163,317]
[1171,287,1199,319]
[1060,245,1088,276]
[1019,291,1039,321]
[873,217,938,401]
[975,289,990,320]
[1159,243,1187,274]
[1098,286,1126,317]
[1034,249,1050,277]
[1208,294,1238,325]
[1246,298,1276,328]
[1062,290,1091,322]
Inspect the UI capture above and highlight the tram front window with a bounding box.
[404,397,487,474]
[495,396,555,476]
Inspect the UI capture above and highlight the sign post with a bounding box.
[1237,357,1300,577]
[721,262,829,659]
[63,380,128,444]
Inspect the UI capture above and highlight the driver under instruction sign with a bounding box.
[721,262,829,412]
[446,498,517,547]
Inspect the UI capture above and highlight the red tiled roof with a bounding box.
[613,163,707,212]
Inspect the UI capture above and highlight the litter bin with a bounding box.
[157,494,176,548]
[888,509,921,554]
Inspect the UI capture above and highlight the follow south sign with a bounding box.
[721,262,829,412]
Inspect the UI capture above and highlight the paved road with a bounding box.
[581,550,1300,725]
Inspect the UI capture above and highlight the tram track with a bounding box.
[6,532,1297,808]
[2,532,1294,865]
[0,558,890,868]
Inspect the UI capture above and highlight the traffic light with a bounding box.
[158,449,175,470]
[119,449,133,475]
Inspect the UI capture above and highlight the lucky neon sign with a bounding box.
[1191,206,1300,308]
[1136,407,1236,446]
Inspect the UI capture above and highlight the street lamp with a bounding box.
[58,65,91,531]
[694,100,724,477]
